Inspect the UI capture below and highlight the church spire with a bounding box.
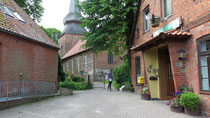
[63,0,86,34]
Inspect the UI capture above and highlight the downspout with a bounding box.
[93,52,96,81]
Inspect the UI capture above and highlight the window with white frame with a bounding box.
[77,58,80,73]
[72,60,74,73]
[162,0,172,19]
[67,62,69,73]
[198,34,210,92]
[85,56,87,72]
[143,6,150,32]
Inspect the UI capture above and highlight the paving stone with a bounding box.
[0,82,207,118]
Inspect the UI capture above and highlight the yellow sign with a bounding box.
[137,77,144,84]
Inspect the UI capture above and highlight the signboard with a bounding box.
[153,17,181,38]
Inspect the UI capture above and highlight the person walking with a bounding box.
[107,69,113,91]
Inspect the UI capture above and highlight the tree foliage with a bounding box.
[14,0,44,22]
[78,0,137,56]
[58,55,66,82]
[40,26,62,44]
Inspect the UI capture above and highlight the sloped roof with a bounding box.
[131,29,191,51]
[63,0,86,34]
[0,0,59,49]
[62,40,88,60]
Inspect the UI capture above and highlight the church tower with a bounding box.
[59,0,86,57]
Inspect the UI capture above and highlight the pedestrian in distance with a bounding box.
[107,69,113,91]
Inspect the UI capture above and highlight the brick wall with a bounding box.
[131,51,145,92]
[95,51,121,70]
[185,21,210,116]
[168,40,187,92]
[58,33,83,57]
[0,32,58,82]
[62,50,94,81]
[131,0,210,116]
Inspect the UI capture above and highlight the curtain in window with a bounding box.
[163,0,172,18]
[166,0,172,17]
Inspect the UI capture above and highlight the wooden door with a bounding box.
[166,62,175,98]
[208,57,210,86]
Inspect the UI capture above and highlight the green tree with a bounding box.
[58,55,66,82]
[40,26,62,44]
[78,0,137,60]
[14,0,44,23]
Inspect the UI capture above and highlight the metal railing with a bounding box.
[0,80,56,103]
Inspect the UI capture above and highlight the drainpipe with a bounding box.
[93,52,96,81]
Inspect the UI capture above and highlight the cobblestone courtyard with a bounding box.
[0,82,206,118]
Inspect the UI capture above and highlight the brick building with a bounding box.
[59,0,121,81]
[0,0,59,108]
[130,0,210,116]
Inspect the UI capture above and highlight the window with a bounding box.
[0,4,13,17]
[85,56,87,72]
[162,0,172,19]
[9,9,25,22]
[67,62,69,72]
[135,56,141,84]
[77,58,80,73]
[144,6,150,32]
[198,35,210,91]
[72,60,74,73]
[108,53,113,64]
[0,4,25,22]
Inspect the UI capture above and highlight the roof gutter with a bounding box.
[0,27,60,50]
[128,0,141,49]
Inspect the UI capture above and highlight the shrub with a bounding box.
[124,86,134,92]
[59,81,75,89]
[59,81,93,90]
[113,83,120,90]
[113,59,132,89]
[180,92,200,111]
[72,76,85,82]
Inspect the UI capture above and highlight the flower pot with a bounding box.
[170,106,184,113]
[184,107,200,116]
[141,94,150,100]
[60,88,73,96]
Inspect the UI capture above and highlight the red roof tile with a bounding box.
[131,29,191,51]
[0,0,58,49]
[62,40,88,60]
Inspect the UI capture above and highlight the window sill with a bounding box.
[161,14,172,22]
[143,29,150,34]
[199,91,210,95]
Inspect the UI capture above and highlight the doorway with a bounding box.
[158,46,175,100]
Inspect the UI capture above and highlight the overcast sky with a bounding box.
[38,0,70,32]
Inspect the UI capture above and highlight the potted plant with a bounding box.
[167,97,184,113]
[59,81,75,96]
[180,92,200,116]
[140,86,150,100]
